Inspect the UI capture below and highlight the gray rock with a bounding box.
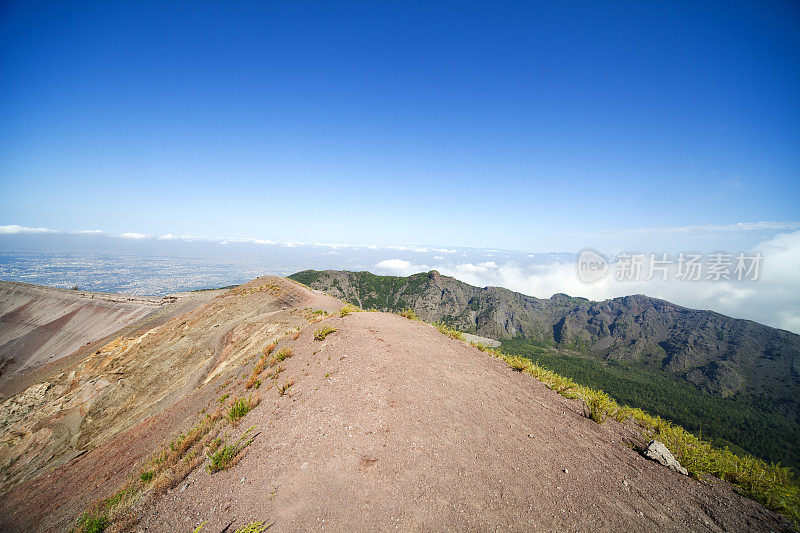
[644,440,688,475]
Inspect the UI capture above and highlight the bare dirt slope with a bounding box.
[0,277,342,530]
[136,311,789,532]
[0,281,166,395]
[0,277,792,532]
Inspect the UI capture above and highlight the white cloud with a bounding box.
[367,231,800,333]
[3,222,797,332]
[0,225,57,234]
[118,232,150,240]
[375,259,416,276]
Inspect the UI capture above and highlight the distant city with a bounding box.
[0,251,275,295]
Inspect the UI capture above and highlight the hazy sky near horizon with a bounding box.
[1,1,799,252]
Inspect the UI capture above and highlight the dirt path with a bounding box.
[137,311,790,532]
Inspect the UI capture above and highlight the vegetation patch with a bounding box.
[339,304,358,317]
[227,395,258,423]
[207,426,257,473]
[314,326,337,341]
[397,308,420,320]
[434,322,464,341]
[235,522,271,533]
[246,344,277,388]
[269,346,293,366]
[470,341,491,352]
[75,411,224,531]
[501,339,800,471]
[485,346,800,526]
[277,377,295,396]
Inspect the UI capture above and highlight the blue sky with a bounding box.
[1,0,799,252]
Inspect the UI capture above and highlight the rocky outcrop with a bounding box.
[644,440,688,476]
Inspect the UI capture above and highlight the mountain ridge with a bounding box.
[289,270,800,401]
[1,276,794,532]
[290,268,800,468]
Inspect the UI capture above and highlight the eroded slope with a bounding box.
[0,281,166,395]
[0,277,338,502]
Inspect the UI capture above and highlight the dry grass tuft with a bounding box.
[398,308,420,320]
[207,426,257,473]
[433,322,463,340]
[314,326,337,341]
[339,305,358,317]
[270,346,293,365]
[277,377,295,396]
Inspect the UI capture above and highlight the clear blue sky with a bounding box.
[1,0,798,250]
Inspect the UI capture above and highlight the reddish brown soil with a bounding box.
[137,312,790,532]
[0,281,166,396]
[0,280,793,532]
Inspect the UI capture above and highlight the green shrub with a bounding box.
[273,346,293,362]
[398,308,420,320]
[434,322,463,340]
[76,513,109,533]
[227,396,256,423]
[339,305,356,317]
[314,326,337,341]
[208,427,256,473]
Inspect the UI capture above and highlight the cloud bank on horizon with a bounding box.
[1,223,799,334]
[372,230,800,335]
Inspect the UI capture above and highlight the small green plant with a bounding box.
[277,377,295,396]
[470,341,490,352]
[235,522,271,533]
[398,308,420,320]
[582,390,615,423]
[207,426,256,473]
[314,326,337,341]
[506,356,529,371]
[273,346,293,363]
[339,305,357,317]
[218,393,229,404]
[140,470,154,483]
[227,396,257,423]
[75,513,109,533]
[434,322,463,340]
